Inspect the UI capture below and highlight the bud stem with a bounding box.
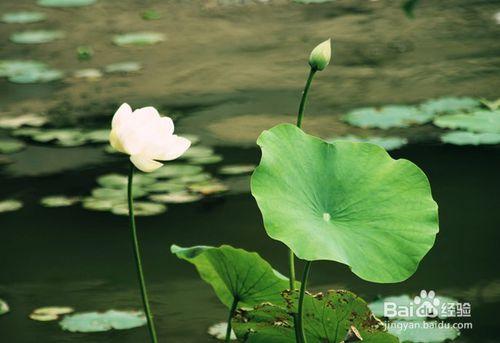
[296,68,317,129]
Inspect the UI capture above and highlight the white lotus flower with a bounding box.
[309,39,331,71]
[109,103,191,172]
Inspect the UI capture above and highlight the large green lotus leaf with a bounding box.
[343,105,433,129]
[251,124,438,283]
[441,131,500,146]
[388,320,460,342]
[59,310,146,332]
[420,97,481,115]
[10,30,65,44]
[2,11,47,24]
[433,110,500,134]
[171,245,291,308]
[234,290,398,343]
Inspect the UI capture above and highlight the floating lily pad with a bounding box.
[74,68,102,80]
[369,294,458,321]
[82,197,117,212]
[150,191,203,204]
[170,172,212,184]
[111,202,166,216]
[388,320,460,343]
[251,124,438,283]
[433,110,500,134]
[150,164,203,179]
[233,290,398,342]
[420,97,481,115]
[294,0,335,3]
[181,134,200,145]
[343,105,433,129]
[59,310,146,333]
[91,187,146,201]
[104,62,142,74]
[29,313,59,321]
[1,11,47,24]
[330,135,408,151]
[31,129,86,146]
[40,196,80,207]
[190,154,223,165]
[181,146,215,159]
[480,98,500,111]
[143,181,185,193]
[208,322,236,341]
[0,199,23,213]
[76,46,93,61]
[113,32,165,46]
[37,0,97,7]
[0,139,26,154]
[219,164,255,175]
[189,180,229,195]
[171,245,292,308]
[0,60,63,84]
[97,173,155,189]
[10,30,65,44]
[0,113,47,129]
[83,129,109,143]
[441,131,500,146]
[33,306,74,316]
[0,299,9,315]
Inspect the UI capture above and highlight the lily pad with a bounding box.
[0,299,9,315]
[0,139,26,154]
[343,105,433,129]
[113,32,165,46]
[2,11,47,24]
[32,306,74,316]
[420,97,481,115]
[233,290,398,342]
[40,196,80,207]
[30,129,86,146]
[208,322,237,341]
[111,202,166,216]
[294,0,335,3]
[190,154,224,165]
[0,199,23,213]
[0,113,47,129]
[441,131,500,145]
[104,62,142,74]
[143,181,186,193]
[480,98,500,111]
[82,197,117,212]
[181,146,215,159]
[219,164,255,175]
[0,60,63,84]
[189,180,229,195]
[150,191,203,204]
[59,310,146,332]
[142,9,161,20]
[251,124,439,283]
[388,320,460,343]
[9,69,64,84]
[74,68,102,80]
[149,164,203,179]
[37,0,97,7]
[170,172,212,184]
[433,110,500,134]
[29,313,59,321]
[330,135,408,151]
[10,30,65,44]
[83,129,110,143]
[171,245,291,308]
[97,173,155,188]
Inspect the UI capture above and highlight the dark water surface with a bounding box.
[1,0,500,342]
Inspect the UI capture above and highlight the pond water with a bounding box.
[1,0,500,342]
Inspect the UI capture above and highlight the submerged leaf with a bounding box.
[59,310,146,332]
[171,245,291,308]
[251,124,438,283]
[433,110,500,134]
[343,105,433,129]
[233,290,398,343]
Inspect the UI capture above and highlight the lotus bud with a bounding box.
[308,39,331,71]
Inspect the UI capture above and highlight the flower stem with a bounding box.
[297,261,312,343]
[128,163,158,343]
[296,68,317,129]
[225,297,239,342]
